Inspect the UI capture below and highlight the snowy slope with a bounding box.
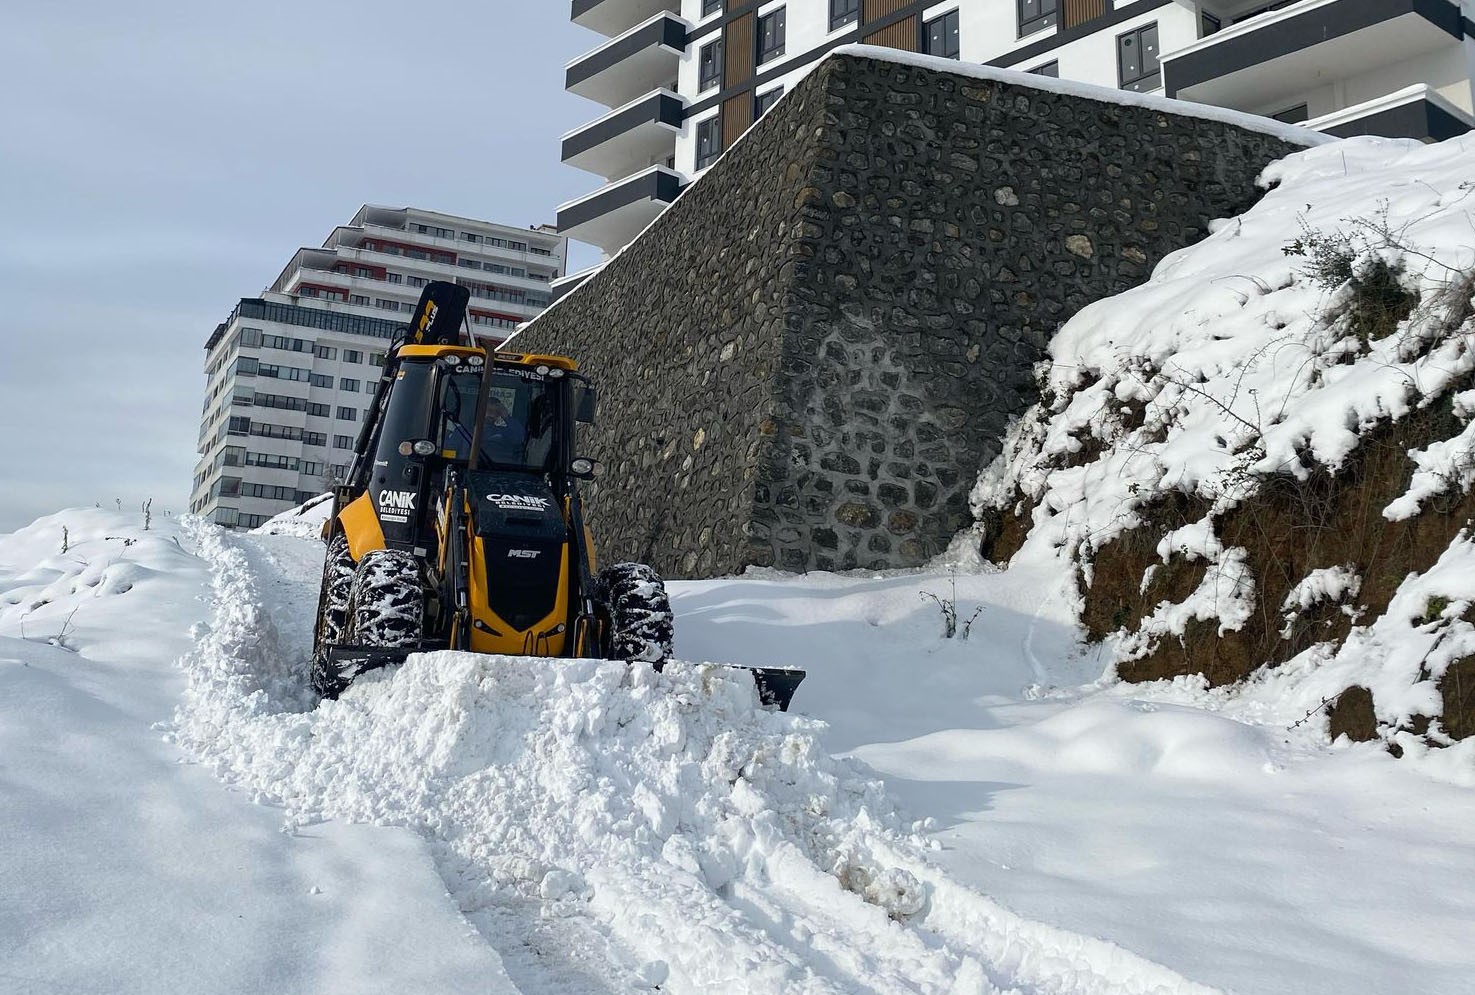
[4,508,1474,994]
[975,132,1475,756]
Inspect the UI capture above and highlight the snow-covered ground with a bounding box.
[3,507,1473,994]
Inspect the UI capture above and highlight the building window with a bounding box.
[1201,11,1222,37]
[1018,0,1057,37]
[343,349,363,364]
[310,373,334,389]
[699,39,724,92]
[1030,60,1060,77]
[1272,104,1309,124]
[695,115,722,171]
[339,378,360,392]
[924,10,960,59]
[829,0,859,31]
[703,0,721,15]
[336,406,357,421]
[1117,23,1161,92]
[755,87,783,119]
[757,7,785,65]
[333,434,354,449]
[350,294,370,306]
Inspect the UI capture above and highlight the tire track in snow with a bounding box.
[177,521,1222,995]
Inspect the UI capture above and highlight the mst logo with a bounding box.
[414,300,438,341]
[379,489,417,513]
[507,548,541,560]
[486,493,550,511]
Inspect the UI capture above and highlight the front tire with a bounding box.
[345,549,424,649]
[594,562,674,664]
[311,533,357,698]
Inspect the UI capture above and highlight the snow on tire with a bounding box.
[347,549,423,649]
[317,533,355,646]
[310,533,358,698]
[595,562,673,664]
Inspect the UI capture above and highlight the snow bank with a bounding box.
[172,520,1222,994]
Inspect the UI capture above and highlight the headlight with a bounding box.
[535,364,551,376]
[467,355,485,367]
[413,440,438,456]
[444,354,462,366]
[548,368,565,378]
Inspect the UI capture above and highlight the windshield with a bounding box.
[441,368,556,471]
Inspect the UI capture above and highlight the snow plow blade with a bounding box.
[326,646,804,710]
[740,666,806,711]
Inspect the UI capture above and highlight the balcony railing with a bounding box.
[567,12,686,109]
[571,0,679,39]
[556,165,684,254]
[561,89,684,182]
[1162,0,1465,110]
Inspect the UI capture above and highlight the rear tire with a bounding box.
[346,549,424,649]
[319,534,355,645]
[311,533,356,699]
[594,562,674,664]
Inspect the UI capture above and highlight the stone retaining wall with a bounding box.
[512,52,1309,578]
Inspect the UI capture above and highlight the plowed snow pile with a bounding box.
[170,520,1218,995]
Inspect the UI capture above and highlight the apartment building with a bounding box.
[558,0,1475,264]
[191,206,567,530]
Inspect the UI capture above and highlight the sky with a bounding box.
[0,2,605,533]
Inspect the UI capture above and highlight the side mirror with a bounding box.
[575,385,598,425]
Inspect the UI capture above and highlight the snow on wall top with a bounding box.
[825,45,1334,149]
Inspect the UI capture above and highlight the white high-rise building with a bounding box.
[191,206,567,531]
[557,0,1475,267]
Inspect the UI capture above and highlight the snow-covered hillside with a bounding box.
[976,132,1475,761]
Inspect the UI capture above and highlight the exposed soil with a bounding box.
[1440,657,1475,741]
[1327,685,1378,743]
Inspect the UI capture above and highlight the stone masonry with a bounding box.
[511,52,1311,578]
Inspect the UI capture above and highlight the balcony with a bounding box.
[1163,0,1465,111]
[567,13,686,109]
[556,166,684,255]
[1307,84,1473,141]
[561,89,684,182]
[571,0,679,39]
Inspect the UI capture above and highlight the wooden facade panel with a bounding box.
[724,12,755,89]
[863,15,919,52]
[723,94,754,148]
[1062,0,1106,30]
[862,0,912,22]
